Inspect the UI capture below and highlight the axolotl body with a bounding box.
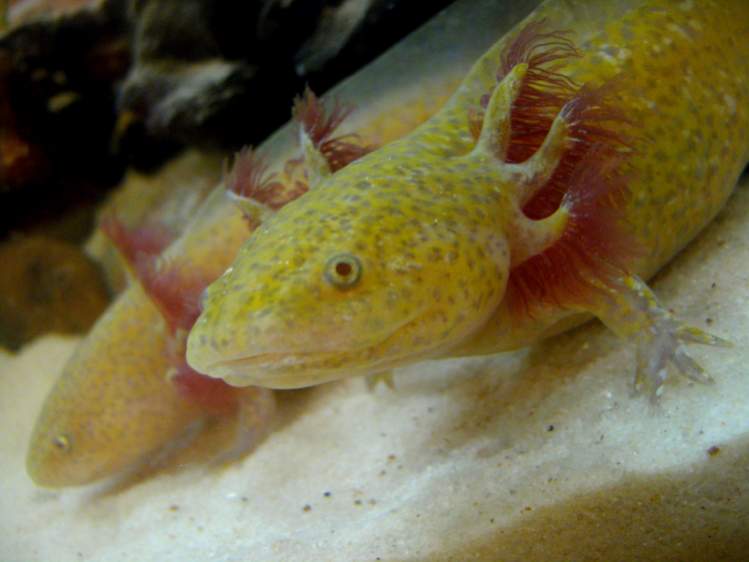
[188,0,749,396]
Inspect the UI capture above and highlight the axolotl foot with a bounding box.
[632,316,731,402]
[585,275,731,401]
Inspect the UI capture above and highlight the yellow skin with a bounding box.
[188,0,749,395]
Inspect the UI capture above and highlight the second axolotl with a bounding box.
[187,0,749,397]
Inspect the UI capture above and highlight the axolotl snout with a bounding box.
[188,0,749,396]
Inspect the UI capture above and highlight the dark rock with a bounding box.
[117,0,456,149]
[0,0,130,237]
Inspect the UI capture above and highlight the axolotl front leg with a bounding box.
[459,53,730,400]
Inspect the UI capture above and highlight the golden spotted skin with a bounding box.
[579,1,749,273]
[188,0,749,389]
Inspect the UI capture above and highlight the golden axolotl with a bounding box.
[187,0,749,397]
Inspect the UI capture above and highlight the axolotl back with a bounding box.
[187,0,749,396]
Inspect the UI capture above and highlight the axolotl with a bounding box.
[25,66,447,486]
[187,0,749,397]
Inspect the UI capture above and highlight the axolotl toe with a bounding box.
[188,0,749,398]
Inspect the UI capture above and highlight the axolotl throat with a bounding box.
[187,0,749,396]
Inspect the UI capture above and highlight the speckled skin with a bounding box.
[574,0,749,275]
[188,0,749,391]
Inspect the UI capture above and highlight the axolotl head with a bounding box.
[186,152,512,389]
[186,58,591,389]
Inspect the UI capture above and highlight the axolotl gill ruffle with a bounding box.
[187,0,749,396]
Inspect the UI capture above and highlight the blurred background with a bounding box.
[0,0,455,349]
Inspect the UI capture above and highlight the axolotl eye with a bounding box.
[52,433,72,453]
[324,253,362,289]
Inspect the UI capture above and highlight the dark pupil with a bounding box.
[335,261,352,277]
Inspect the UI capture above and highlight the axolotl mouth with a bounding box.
[188,311,439,389]
[200,350,388,389]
